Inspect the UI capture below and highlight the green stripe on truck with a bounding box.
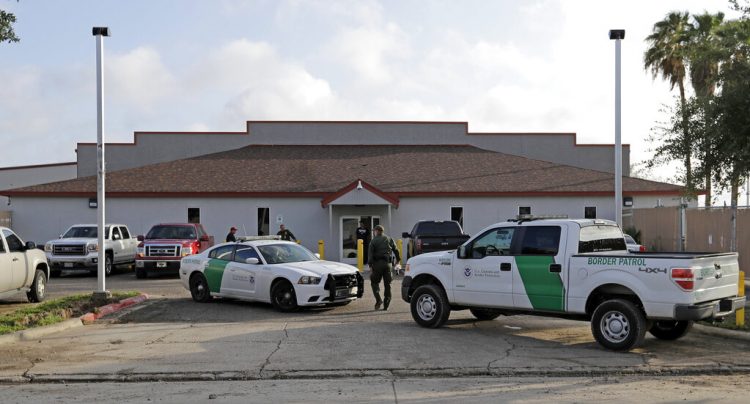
[515,256,564,311]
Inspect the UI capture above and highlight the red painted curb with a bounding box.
[80,294,149,324]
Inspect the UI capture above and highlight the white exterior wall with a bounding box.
[9,193,680,262]
[0,164,77,207]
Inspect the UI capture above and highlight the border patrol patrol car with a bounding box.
[401,216,745,351]
[180,240,364,311]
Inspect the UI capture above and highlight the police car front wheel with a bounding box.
[410,284,450,328]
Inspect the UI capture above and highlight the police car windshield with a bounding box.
[257,244,317,264]
[63,226,110,239]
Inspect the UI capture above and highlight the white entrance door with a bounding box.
[340,215,380,264]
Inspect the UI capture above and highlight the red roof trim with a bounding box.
[0,162,77,171]
[321,179,400,208]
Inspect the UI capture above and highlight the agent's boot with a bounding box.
[374,299,382,310]
[383,298,391,311]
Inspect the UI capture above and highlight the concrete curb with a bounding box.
[693,323,750,341]
[0,318,83,346]
[11,364,750,384]
[0,293,149,345]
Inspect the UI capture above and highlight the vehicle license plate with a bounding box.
[156,261,167,268]
[64,262,73,268]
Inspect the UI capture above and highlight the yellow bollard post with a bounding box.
[318,239,325,260]
[397,239,404,263]
[357,239,364,272]
[737,271,745,327]
[296,239,301,244]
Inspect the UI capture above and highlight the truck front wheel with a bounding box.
[591,299,647,351]
[27,269,47,303]
[410,284,450,328]
[648,320,693,340]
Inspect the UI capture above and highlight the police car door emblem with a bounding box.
[464,267,472,278]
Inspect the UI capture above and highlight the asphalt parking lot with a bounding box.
[1,272,749,402]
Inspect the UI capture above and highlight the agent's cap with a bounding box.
[230,226,237,230]
[374,225,384,232]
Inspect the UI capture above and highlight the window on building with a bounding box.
[518,206,531,216]
[188,208,200,224]
[584,206,597,219]
[451,206,464,228]
[257,208,270,236]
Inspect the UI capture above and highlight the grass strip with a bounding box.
[0,291,140,335]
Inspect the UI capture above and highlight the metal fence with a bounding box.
[629,206,748,273]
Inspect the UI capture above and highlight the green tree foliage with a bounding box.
[0,8,19,43]
[644,12,694,191]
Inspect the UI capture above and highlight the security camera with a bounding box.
[356,181,363,190]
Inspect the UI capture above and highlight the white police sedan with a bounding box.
[180,240,363,311]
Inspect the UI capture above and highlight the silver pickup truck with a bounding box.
[0,226,49,302]
[45,224,138,277]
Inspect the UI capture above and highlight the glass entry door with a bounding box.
[340,215,380,264]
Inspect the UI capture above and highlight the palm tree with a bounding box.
[687,12,725,206]
[644,12,693,191]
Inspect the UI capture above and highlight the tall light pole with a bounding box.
[609,29,625,227]
[93,27,111,301]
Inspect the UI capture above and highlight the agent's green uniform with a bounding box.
[368,233,400,309]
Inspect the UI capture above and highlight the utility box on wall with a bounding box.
[0,211,11,228]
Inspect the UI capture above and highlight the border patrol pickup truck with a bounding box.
[401,217,745,351]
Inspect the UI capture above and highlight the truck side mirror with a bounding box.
[25,241,36,250]
[457,245,468,259]
[401,232,410,238]
[200,235,210,242]
[137,235,144,241]
[113,234,121,240]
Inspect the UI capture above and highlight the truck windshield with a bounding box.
[146,225,196,239]
[578,225,627,253]
[415,221,461,236]
[257,244,318,264]
[62,226,110,239]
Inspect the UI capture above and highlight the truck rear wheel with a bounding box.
[27,269,47,303]
[410,284,450,328]
[591,299,647,351]
[470,308,502,321]
[648,320,693,340]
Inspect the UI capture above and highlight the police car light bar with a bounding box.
[510,214,569,222]
[237,235,282,242]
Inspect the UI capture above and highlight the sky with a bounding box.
[0,0,746,203]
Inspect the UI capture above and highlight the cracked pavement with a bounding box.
[1,278,749,385]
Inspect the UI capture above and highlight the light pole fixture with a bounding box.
[93,26,111,301]
[609,29,624,227]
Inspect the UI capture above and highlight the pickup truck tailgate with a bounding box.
[689,253,740,303]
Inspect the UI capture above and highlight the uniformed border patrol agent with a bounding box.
[367,225,401,310]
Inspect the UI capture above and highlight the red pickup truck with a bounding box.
[135,223,214,279]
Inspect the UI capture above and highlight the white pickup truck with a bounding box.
[0,227,49,302]
[45,224,138,277]
[401,217,745,351]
